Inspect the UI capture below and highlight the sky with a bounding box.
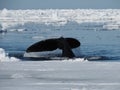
[0,0,120,10]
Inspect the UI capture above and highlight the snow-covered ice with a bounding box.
[0,61,120,90]
[0,9,120,30]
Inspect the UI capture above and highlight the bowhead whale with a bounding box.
[26,37,80,58]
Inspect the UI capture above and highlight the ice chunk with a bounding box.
[0,48,20,62]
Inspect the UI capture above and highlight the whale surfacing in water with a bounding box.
[26,37,80,58]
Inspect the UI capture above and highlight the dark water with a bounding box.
[0,22,120,61]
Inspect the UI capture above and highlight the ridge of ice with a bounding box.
[0,9,120,30]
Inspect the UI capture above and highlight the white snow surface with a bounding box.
[0,61,120,90]
[0,9,120,30]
